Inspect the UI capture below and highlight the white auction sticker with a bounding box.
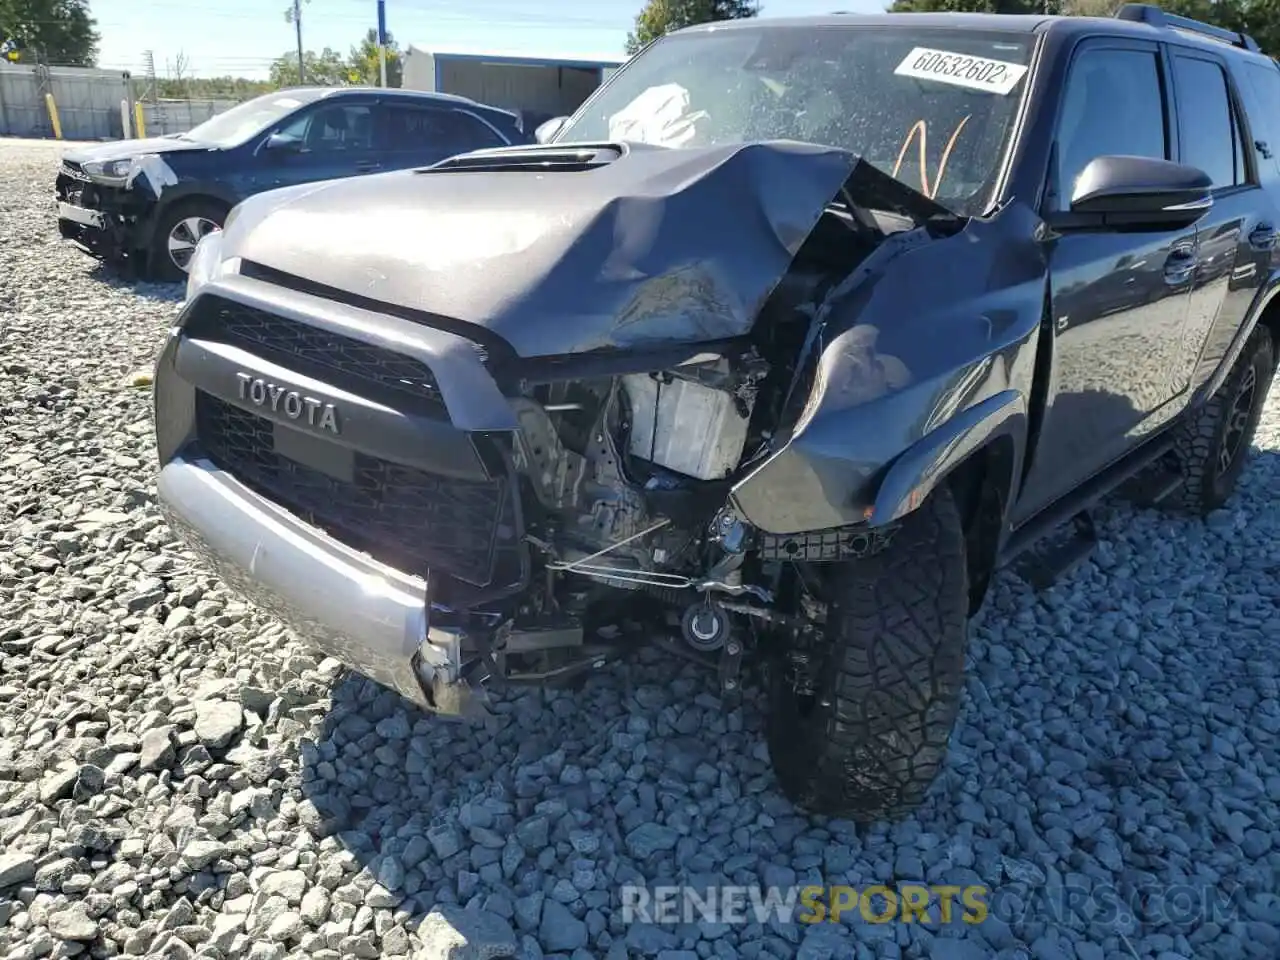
[894,46,1029,95]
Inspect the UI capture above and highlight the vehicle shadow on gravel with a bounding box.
[290,634,1059,956]
[284,421,1278,958]
[87,261,185,305]
[953,444,1279,958]
[293,649,841,954]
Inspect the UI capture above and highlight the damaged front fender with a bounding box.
[731,200,1048,536]
[219,140,956,358]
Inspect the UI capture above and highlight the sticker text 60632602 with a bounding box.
[893,47,1030,96]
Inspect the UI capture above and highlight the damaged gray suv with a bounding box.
[154,7,1280,820]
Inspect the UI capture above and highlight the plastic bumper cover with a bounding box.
[157,454,482,716]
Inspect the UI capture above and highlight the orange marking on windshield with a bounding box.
[891,115,972,200]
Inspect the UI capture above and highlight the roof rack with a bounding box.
[1115,3,1261,53]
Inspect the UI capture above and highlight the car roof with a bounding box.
[273,85,518,120]
[671,13,1051,35]
[670,11,1275,64]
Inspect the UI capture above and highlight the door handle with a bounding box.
[354,160,381,172]
[1163,247,1197,285]
[1248,222,1277,251]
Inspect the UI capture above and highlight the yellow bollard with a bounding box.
[134,101,146,139]
[44,93,62,139]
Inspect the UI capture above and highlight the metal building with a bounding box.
[402,45,625,131]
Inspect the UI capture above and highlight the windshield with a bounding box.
[557,25,1033,216]
[183,91,324,147]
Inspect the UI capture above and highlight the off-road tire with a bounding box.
[1168,325,1275,516]
[149,199,227,283]
[766,488,969,822]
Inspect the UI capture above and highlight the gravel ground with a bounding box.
[1,136,1277,960]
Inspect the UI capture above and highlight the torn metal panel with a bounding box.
[220,140,883,358]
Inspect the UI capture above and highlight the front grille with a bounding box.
[195,392,518,586]
[56,174,92,206]
[186,297,445,413]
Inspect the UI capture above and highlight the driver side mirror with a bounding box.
[1064,155,1212,231]
[535,116,568,144]
[264,132,303,156]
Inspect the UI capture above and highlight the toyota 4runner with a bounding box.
[153,5,1280,821]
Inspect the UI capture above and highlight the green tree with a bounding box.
[268,47,352,87]
[887,0,1280,53]
[151,75,274,100]
[347,27,402,87]
[1153,0,1280,54]
[0,0,98,65]
[1058,0,1124,13]
[888,0,1034,12]
[625,0,759,55]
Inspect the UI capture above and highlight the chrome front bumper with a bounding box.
[157,455,482,716]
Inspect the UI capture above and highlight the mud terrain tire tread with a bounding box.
[1169,325,1274,516]
[767,488,969,822]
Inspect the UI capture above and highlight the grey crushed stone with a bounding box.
[0,137,1277,960]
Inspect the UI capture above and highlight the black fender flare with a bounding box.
[868,389,1027,528]
[1194,268,1280,405]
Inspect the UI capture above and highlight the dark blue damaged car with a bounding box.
[55,86,527,281]
[152,6,1280,821]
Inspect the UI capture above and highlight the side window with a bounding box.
[381,106,505,152]
[437,111,507,149]
[1172,55,1245,188]
[277,112,309,141]
[1241,63,1280,179]
[279,105,373,152]
[1053,48,1167,211]
[381,105,443,150]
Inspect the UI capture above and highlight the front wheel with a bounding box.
[150,200,226,282]
[766,488,970,822]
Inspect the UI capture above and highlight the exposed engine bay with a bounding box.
[449,188,933,702]
[187,138,966,712]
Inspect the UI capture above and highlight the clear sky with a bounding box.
[92,0,888,78]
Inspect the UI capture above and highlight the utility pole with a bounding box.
[377,0,388,87]
[293,0,305,84]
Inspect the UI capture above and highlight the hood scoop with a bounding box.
[420,142,626,174]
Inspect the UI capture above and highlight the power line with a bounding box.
[35,0,630,79]
[347,0,625,28]
[103,0,624,27]
[69,0,625,30]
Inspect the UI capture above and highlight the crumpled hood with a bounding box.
[63,136,209,164]
[220,140,877,359]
